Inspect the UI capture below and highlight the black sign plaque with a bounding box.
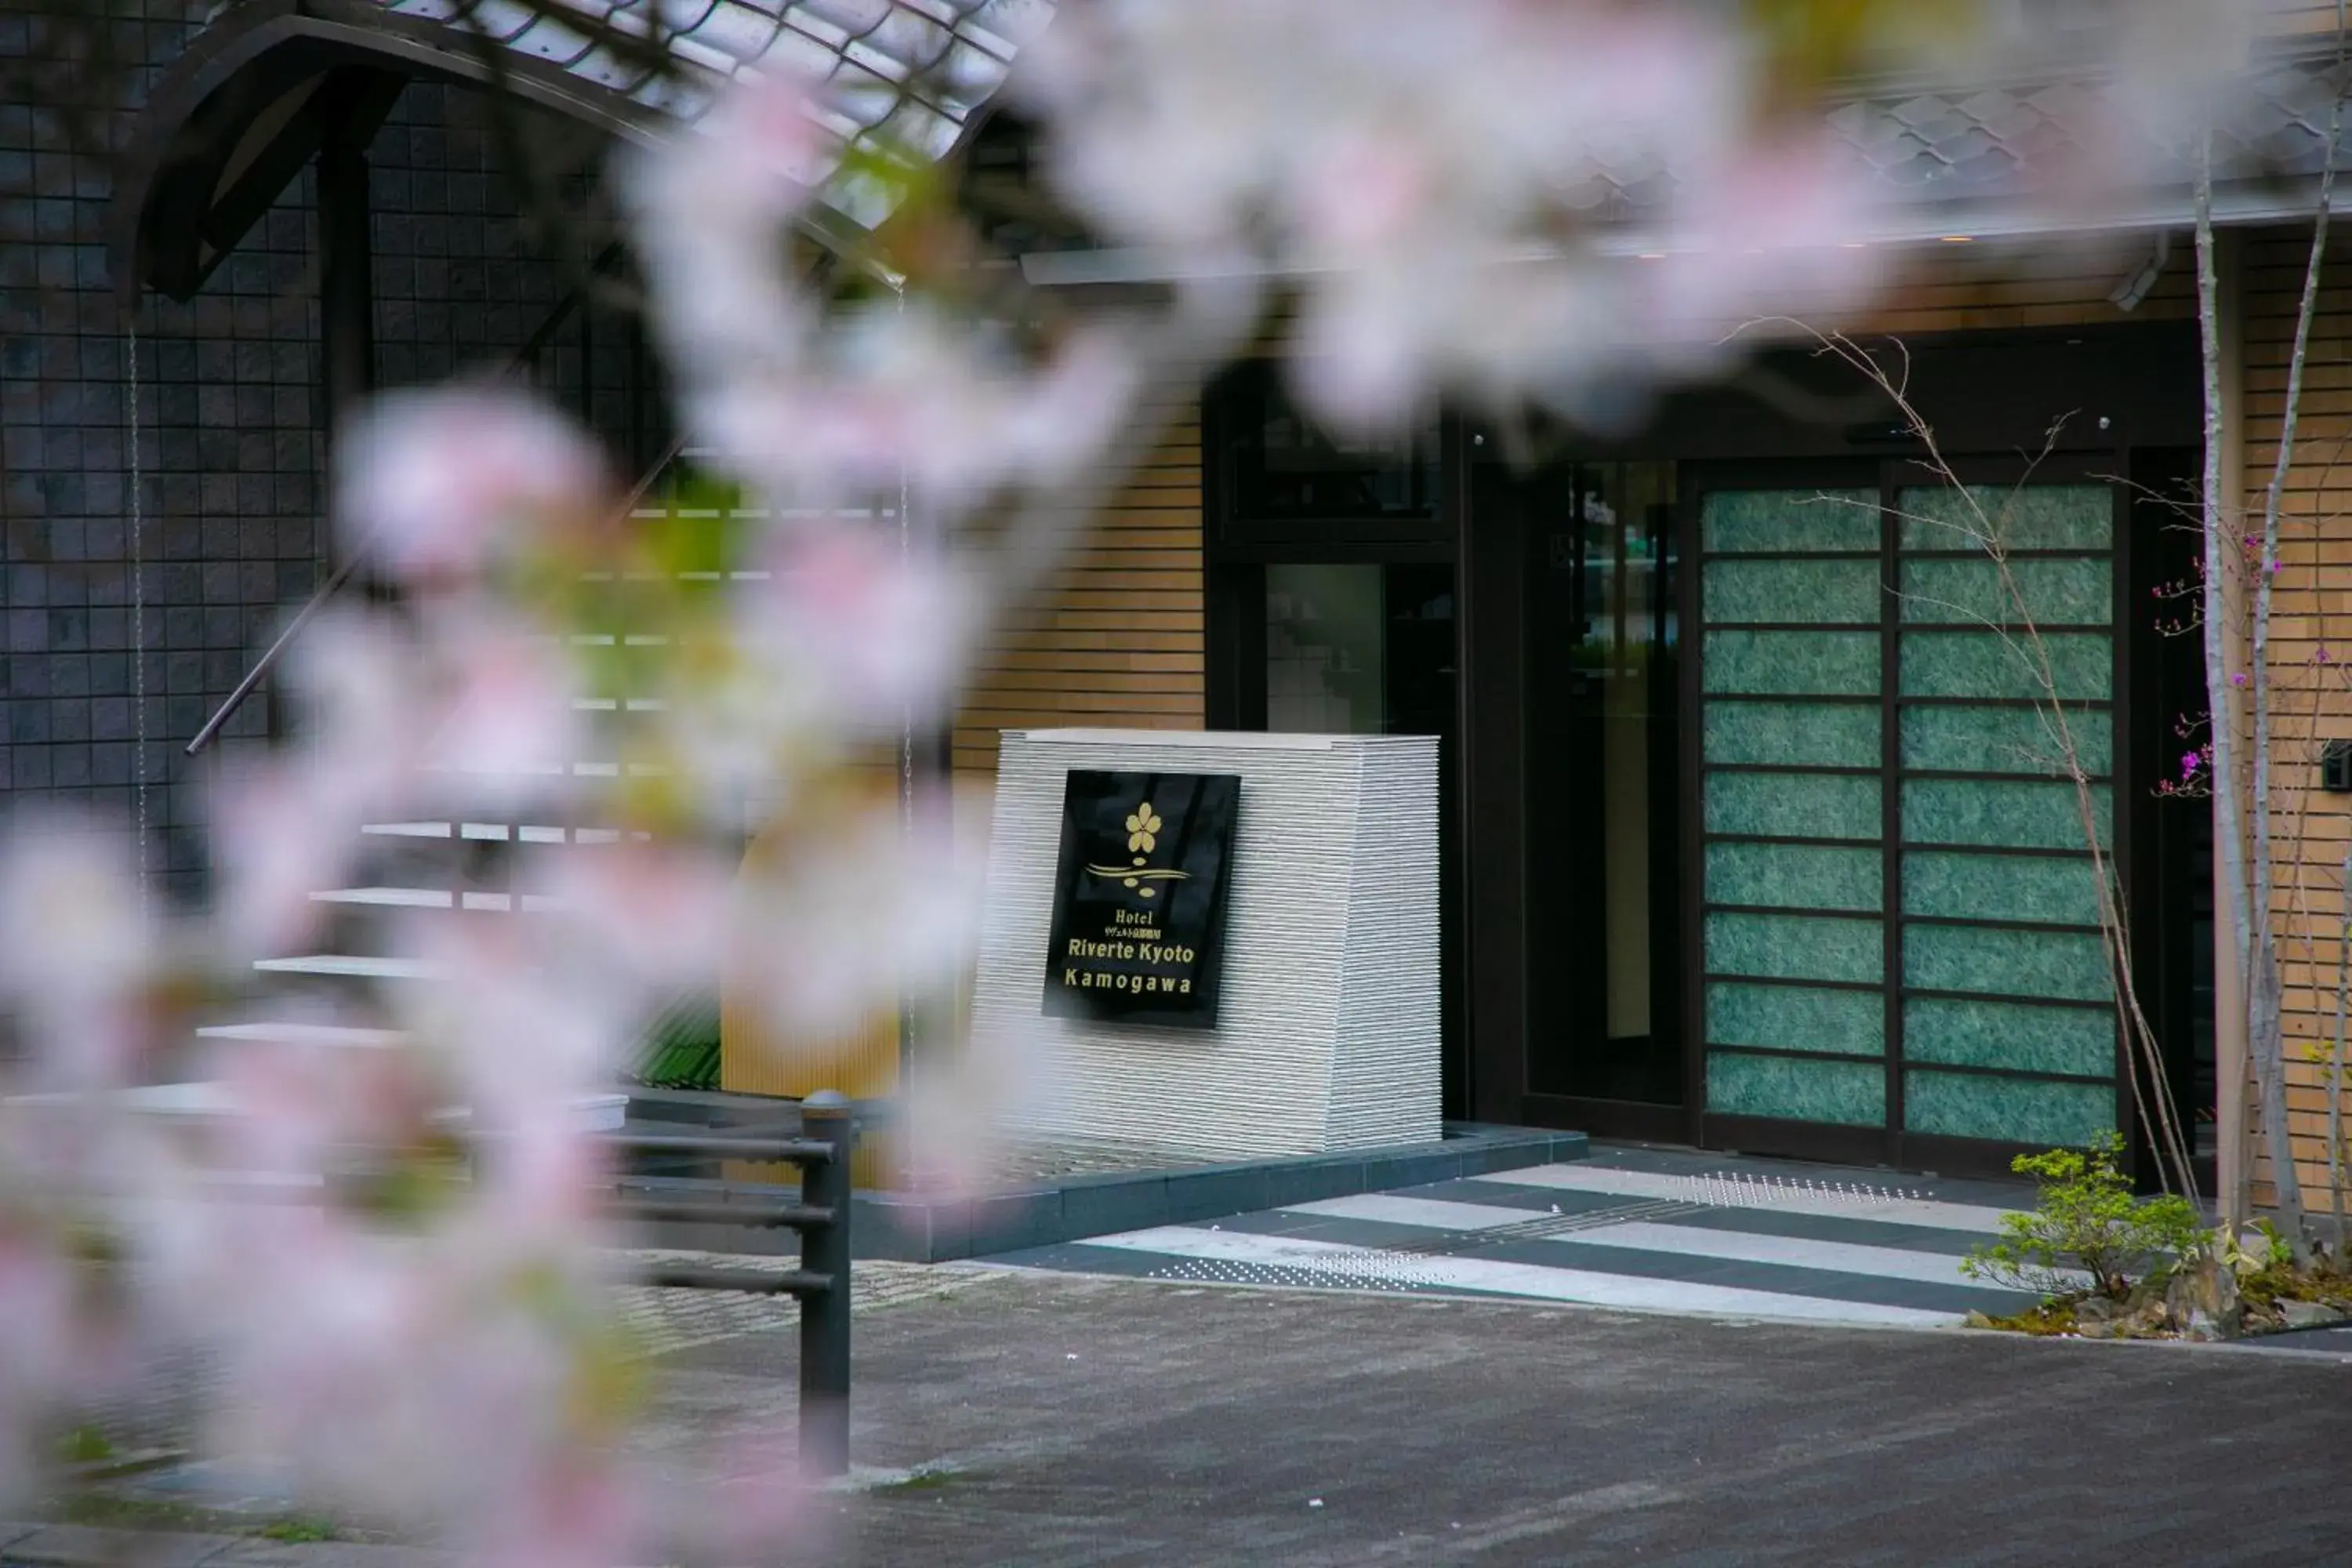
[1041,769,1242,1029]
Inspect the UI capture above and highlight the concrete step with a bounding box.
[413,760,674,780]
[252,954,442,981]
[362,822,642,844]
[572,697,670,712]
[197,1021,407,1047]
[310,886,452,909]
[5,1080,630,1132]
[308,887,568,913]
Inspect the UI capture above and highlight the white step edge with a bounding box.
[5,1082,629,1133]
[304,889,570,914]
[417,762,570,778]
[310,887,454,909]
[430,1092,628,1133]
[197,1022,408,1047]
[360,823,644,844]
[253,955,443,981]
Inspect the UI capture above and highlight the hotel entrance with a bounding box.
[1203,362,1468,1114]
[1519,462,1686,1137]
[1210,326,2205,1178]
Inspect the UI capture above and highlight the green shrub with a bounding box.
[1960,1131,2205,1301]
[626,989,722,1091]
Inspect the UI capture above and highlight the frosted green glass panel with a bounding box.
[1904,997,2114,1076]
[1708,982,1885,1055]
[1898,558,2111,628]
[1705,702,1881,768]
[1705,912,1883,983]
[1903,850,2105,926]
[1705,772,1882,840]
[1706,842,1883,911]
[1904,1069,2114,1146]
[1896,485,2112,552]
[1703,631,1881,695]
[1899,632,2112,699]
[1904,924,2111,1002]
[1705,559,1882,624]
[1703,488,1880,554]
[1902,778,2111,850]
[1710,1053,1885,1126]
[1900,705,2111,776]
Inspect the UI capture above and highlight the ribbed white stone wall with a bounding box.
[971,729,1441,1160]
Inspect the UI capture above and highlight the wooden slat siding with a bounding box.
[951,401,1206,779]
[2270,5,2352,34]
[1795,238,2197,337]
[2236,224,2352,1211]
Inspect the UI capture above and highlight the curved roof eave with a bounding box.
[114,0,1053,305]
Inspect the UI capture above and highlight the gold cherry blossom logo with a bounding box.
[1087,797,1191,900]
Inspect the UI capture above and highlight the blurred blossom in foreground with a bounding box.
[627,73,1147,521]
[1018,0,1885,428]
[0,0,2292,1559]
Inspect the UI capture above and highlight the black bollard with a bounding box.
[797,1089,855,1478]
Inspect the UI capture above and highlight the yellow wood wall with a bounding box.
[950,390,1207,781]
[2238,226,2352,1218]
[1810,231,2194,336]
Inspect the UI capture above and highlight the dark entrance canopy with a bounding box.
[111,0,1052,304]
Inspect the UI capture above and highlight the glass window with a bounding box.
[1266,564,1385,733]
[1225,363,1439,522]
[1526,461,1682,1102]
[1264,564,1456,735]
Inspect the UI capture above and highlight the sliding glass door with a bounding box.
[1690,468,2125,1165]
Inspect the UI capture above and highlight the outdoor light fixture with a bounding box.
[2323,739,2352,793]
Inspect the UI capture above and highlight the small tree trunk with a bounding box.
[2249,69,2342,1258]
[2332,838,2350,1254]
[2195,140,2260,1231]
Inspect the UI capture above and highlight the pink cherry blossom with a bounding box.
[338,388,607,586]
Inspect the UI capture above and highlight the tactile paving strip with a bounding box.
[1140,1171,1936,1296]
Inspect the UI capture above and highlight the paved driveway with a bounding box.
[647,1266,2352,1567]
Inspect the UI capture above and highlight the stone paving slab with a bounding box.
[609,1254,994,1356]
[0,1527,454,1568]
[204,1543,453,1568]
[2,1524,246,1566]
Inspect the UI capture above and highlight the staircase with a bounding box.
[186,811,638,1131]
[181,482,715,1133]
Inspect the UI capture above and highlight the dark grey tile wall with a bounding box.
[0,5,634,900]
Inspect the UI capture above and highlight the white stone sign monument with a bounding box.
[970,728,1442,1162]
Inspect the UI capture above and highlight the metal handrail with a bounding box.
[187,242,648,758]
[184,432,688,757]
[185,546,370,756]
